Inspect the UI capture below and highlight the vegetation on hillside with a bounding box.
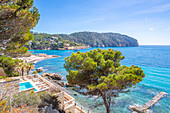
[0,55,34,78]
[60,32,139,47]
[0,0,40,56]
[64,48,145,113]
[26,32,82,50]
[0,55,21,77]
[0,90,62,113]
[27,32,138,50]
[12,91,61,112]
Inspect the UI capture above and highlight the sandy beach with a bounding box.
[18,54,59,63]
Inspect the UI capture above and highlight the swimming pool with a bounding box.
[19,82,37,92]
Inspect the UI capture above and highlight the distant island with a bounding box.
[26,32,138,50]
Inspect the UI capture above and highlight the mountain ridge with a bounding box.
[58,31,139,47]
[27,31,139,50]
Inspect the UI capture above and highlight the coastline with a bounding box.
[29,45,91,50]
[58,45,91,50]
[30,47,170,113]
[18,54,60,63]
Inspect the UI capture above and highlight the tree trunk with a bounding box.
[22,68,24,76]
[9,88,12,113]
[104,103,111,113]
[27,70,29,75]
[27,67,31,75]
[101,92,111,113]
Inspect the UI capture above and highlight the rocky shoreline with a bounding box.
[41,72,74,88]
[58,45,90,50]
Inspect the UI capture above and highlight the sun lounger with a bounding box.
[23,77,27,81]
[38,84,46,88]
[39,87,49,91]
[39,86,49,90]
[27,76,33,79]
[32,78,39,82]
[36,82,44,86]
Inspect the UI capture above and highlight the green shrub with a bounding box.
[30,90,34,94]
[32,71,37,74]
[0,76,6,79]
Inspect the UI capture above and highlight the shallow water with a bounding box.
[30,46,170,113]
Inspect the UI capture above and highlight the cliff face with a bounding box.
[59,32,139,47]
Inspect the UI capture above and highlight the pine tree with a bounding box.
[64,48,145,113]
[0,0,40,56]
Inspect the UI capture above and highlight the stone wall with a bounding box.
[54,91,64,110]
[0,67,7,77]
[0,79,20,98]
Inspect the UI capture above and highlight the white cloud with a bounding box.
[149,27,155,31]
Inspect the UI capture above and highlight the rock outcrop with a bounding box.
[65,82,75,87]
[42,73,63,80]
[44,104,60,113]
[36,68,44,73]
[53,80,65,87]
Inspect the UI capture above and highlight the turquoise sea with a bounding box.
[30,46,170,113]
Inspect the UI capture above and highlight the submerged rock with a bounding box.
[74,93,78,96]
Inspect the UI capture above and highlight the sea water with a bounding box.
[30,46,170,113]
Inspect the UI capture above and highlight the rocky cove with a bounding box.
[41,72,73,88]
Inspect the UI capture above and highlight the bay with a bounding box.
[30,45,170,113]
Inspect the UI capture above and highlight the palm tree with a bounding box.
[26,63,35,75]
[19,62,27,77]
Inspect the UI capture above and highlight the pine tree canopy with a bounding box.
[64,48,145,113]
[0,0,40,56]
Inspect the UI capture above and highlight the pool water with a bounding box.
[19,82,37,92]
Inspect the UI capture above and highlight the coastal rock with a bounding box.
[41,72,49,77]
[57,81,65,87]
[65,82,75,87]
[0,67,7,77]
[50,73,62,80]
[42,73,62,80]
[36,68,44,73]
[53,80,64,87]
[44,104,60,113]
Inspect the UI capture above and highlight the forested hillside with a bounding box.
[26,33,82,50]
[27,32,138,50]
[59,32,139,47]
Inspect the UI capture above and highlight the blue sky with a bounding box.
[33,0,170,45]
